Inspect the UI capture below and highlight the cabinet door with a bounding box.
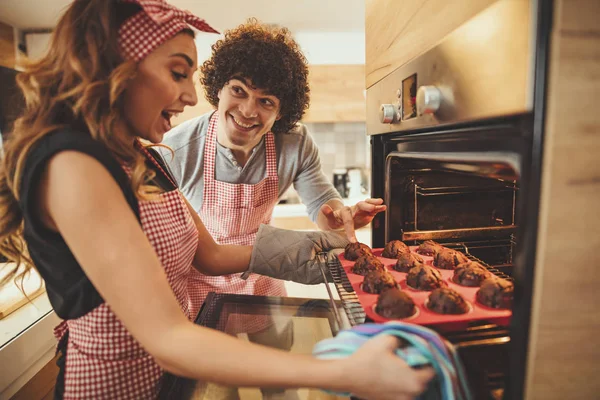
[365,0,496,88]
[303,64,366,122]
[525,0,600,398]
[0,21,15,69]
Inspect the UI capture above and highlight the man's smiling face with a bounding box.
[216,77,281,150]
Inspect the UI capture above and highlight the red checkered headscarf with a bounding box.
[118,0,218,62]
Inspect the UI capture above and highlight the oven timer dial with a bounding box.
[379,104,398,124]
[416,86,442,115]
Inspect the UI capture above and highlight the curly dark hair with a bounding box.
[200,19,310,134]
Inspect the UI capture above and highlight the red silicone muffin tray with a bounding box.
[337,247,512,332]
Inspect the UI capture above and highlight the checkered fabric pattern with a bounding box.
[118,0,218,62]
[54,153,199,399]
[189,112,286,332]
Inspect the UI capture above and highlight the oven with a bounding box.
[368,125,526,400]
[337,0,551,399]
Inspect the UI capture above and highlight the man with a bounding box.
[159,19,385,315]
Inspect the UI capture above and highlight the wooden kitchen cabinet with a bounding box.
[10,355,59,400]
[172,64,366,126]
[0,21,16,69]
[365,0,496,88]
[302,64,366,122]
[524,0,600,398]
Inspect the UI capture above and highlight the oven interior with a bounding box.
[385,155,518,278]
[340,123,533,399]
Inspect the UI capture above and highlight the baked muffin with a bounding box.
[375,288,416,319]
[361,269,398,294]
[382,240,410,258]
[427,288,469,314]
[453,261,492,287]
[393,252,424,273]
[433,248,469,270]
[406,264,445,290]
[476,278,514,309]
[344,242,372,261]
[351,254,384,276]
[416,240,442,256]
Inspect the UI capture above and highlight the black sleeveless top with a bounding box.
[19,128,176,319]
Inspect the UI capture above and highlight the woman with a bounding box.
[0,1,433,399]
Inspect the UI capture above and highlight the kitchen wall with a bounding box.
[281,121,370,203]
[306,121,369,183]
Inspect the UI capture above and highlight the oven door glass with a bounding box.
[160,293,348,400]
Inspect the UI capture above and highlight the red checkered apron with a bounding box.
[54,145,199,399]
[188,112,286,328]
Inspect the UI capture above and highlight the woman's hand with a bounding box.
[320,198,387,242]
[343,335,435,400]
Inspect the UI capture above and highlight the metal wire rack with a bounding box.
[444,242,513,281]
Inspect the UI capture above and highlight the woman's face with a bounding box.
[122,33,198,143]
[216,77,281,150]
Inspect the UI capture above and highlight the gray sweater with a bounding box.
[158,112,341,222]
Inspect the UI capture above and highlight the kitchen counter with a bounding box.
[0,263,59,398]
[272,196,372,218]
[0,292,59,399]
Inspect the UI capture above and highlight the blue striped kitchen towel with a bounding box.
[313,321,472,400]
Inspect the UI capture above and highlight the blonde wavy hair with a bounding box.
[0,0,181,288]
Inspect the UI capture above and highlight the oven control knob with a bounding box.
[379,104,397,124]
[416,86,442,115]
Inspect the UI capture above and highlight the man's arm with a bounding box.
[289,125,385,241]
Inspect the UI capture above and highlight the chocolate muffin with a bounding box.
[393,252,424,273]
[406,265,445,290]
[382,240,410,258]
[476,278,514,309]
[375,288,416,319]
[453,261,492,287]
[427,288,469,314]
[361,269,398,294]
[433,248,469,270]
[351,254,384,276]
[416,240,442,256]
[344,242,372,261]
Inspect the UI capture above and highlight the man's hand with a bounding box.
[320,198,387,242]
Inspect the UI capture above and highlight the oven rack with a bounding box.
[445,242,513,281]
[410,181,518,233]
